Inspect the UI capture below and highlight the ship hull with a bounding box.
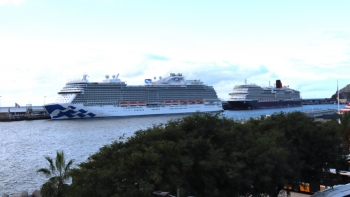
[43,103,223,120]
[227,100,302,110]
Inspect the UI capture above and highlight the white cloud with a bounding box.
[1,1,350,106]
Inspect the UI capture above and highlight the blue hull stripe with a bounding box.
[44,104,96,119]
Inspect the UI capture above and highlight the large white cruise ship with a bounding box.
[43,73,223,119]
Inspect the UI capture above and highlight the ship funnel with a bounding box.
[276,80,282,88]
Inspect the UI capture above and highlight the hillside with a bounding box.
[331,84,350,101]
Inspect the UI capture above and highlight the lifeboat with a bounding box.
[138,101,147,105]
[180,100,187,104]
[172,101,179,105]
[196,100,204,104]
[129,101,138,106]
[165,101,172,105]
[120,101,129,106]
[189,100,196,104]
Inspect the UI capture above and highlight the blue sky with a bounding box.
[0,0,349,106]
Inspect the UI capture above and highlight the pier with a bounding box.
[0,104,50,121]
[301,98,336,105]
[303,109,338,119]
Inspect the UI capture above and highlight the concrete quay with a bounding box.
[0,105,50,121]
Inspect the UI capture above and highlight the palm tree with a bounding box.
[37,151,74,197]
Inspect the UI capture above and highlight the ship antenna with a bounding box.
[245,79,247,84]
[337,79,340,113]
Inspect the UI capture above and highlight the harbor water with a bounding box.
[0,104,344,195]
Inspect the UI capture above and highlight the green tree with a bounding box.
[37,151,74,197]
[334,112,350,154]
[69,112,344,197]
[255,112,345,196]
[227,118,290,197]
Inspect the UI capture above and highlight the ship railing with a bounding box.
[229,98,249,101]
[203,99,222,105]
[83,102,119,106]
[204,98,220,101]
[58,91,83,94]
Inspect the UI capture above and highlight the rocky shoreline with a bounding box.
[2,190,41,197]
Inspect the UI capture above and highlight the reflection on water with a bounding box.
[0,104,343,195]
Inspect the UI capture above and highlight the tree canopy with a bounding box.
[334,112,350,154]
[68,112,345,197]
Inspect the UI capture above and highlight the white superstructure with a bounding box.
[226,79,302,110]
[43,73,222,119]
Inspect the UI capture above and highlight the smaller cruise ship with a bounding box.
[227,79,302,110]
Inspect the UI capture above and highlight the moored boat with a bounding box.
[339,103,350,113]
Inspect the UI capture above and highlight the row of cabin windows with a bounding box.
[78,93,215,97]
[75,95,217,101]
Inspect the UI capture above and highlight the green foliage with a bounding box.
[37,151,74,197]
[257,112,345,195]
[334,112,350,154]
[69,112,344,197]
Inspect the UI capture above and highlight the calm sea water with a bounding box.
[0,104,343,195]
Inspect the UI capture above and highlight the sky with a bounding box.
[0,0,350,107]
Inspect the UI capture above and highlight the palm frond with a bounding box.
[45,156,56,176]
[37,168,51,176]
[56,151,65,176]
[64,159,74,172]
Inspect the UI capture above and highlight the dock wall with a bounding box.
[0,107,50,121]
